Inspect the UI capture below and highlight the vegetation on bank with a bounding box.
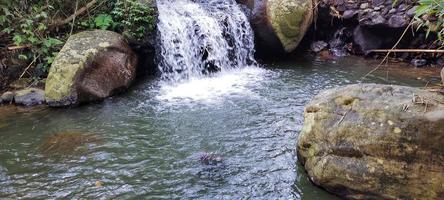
[0,0,156,80]
[414,0,444,46]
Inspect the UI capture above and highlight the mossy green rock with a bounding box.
[297,84,444,199]
[45,30,137,107]
[241,0,313,53]
[267,0,313,52]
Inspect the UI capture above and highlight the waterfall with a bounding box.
[156,0,256,82]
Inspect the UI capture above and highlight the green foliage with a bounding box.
[94,14,114,30]
[0,0,156,79]
[414,0,444,46]
[111,0,156,41]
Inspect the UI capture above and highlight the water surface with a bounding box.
[0,56,428,199]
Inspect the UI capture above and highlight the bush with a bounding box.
[0,0,156,79]
[414,0,444,46]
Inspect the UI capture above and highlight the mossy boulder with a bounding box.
[297,84,444,199]
[45,30,138,107]
[441,67,444,85]
[242,0,313,53]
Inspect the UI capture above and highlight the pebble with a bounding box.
[411,59,427,67]
[360,3,369,9]
[388,15,408,28]
[343,10,358,19]
[389,8,397,14]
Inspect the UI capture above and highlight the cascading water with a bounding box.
[156,0,257,82]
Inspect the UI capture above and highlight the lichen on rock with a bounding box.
[297,83,444,199]
[45,30,138,107]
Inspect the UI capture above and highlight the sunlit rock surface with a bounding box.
[297,84,444,199]
[238,0,314,53]
[45,30,138,107]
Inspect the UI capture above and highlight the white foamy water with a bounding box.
[157,67,266,102]
[156,0,256,82]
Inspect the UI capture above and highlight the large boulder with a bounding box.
[297,84,444,199]
[45,30,138,107]
[240,0,314,53]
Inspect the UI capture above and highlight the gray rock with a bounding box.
[297,84,444,200]
[398,3,409,12]
[389,8,397,14]
[374,6,382,11]
[411,59,427,67]
[0,91,14,104]
[372,0,385,6]
[14,88,45,106]
[371,15,386,26]
[360,3,369,9]
[311,41,329,53]
[388,14,409,28]
[407,6,417,17]
[342,10,357,19]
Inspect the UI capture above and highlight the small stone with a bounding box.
[371,15,386,26]
[14,88,45,106]
[372,0,385,6]
[388,15,408,28]
[411,59,427,67]
[0,91,15,104]
[360,3,369,9]
[374,6,382,11]
[407,6,417,18]
[398,4,409,12]
[389,8,397,14]
[95,181,103,187]
[311,41,329,53]
[393,127,402,134]
[343,10,358,19]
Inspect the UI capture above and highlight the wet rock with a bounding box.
[14,88,45,106]
[311,41,329,53]
[411,59,427,67]
[45,30,138,107]
[353,26,383,54]
[248,0,314,53]
[297,84,444,200]
[200,153,223,165]
[388,14,409,28]
[0,92,14,104]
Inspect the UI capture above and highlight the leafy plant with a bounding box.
[94,14,114,30]
[414,0,444,46]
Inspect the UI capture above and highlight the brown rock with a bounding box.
[297,84,444,199]
[45,30,138,107]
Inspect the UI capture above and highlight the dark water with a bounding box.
[0,56,426,199]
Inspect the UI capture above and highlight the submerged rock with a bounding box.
[311,41,329,53]
[39,131,101,156]
[244,0,313,53]
[200,152,223,166]
[45,30,138,107]
[297,84,444,199]
[14,88,45,106]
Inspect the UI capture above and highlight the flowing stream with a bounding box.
[0,0,430,199]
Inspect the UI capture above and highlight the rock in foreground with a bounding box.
[297,84,444,199]
[45,30,138,107]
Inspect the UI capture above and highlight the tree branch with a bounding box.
[50,0,98,28]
